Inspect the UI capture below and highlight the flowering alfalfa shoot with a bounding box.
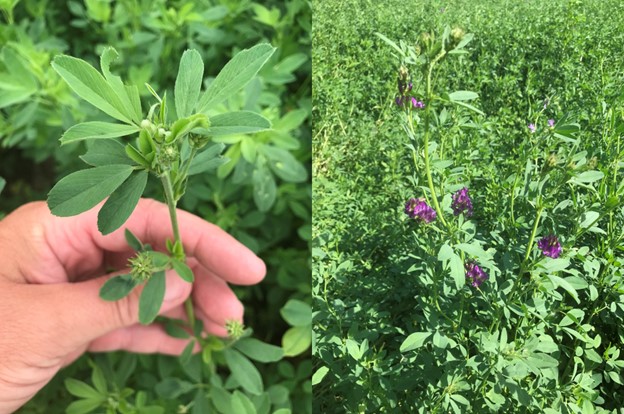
[404,197,436,223]
[528,123,536,133]
[451,187,473,217]
[465,261,488,288]
[548,119,555,128]
[537,235,562,258]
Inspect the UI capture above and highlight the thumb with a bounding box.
[44,270,191,348]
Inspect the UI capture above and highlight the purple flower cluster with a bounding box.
[537,235,562,258]
[465,261,488,288]
[395,77,424,110]
[411,97,425,108]
[404,197,436,223]
[528,119,556,133]
[451,187,473,217]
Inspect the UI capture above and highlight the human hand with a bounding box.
[0,199,265,413]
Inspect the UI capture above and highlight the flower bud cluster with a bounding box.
[129,251,154,282]
[226,320,245,340]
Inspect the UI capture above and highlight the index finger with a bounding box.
[87,198,266,285]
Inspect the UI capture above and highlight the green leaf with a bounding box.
[172,259,194,282]
[155,378,195,399]
[98,170,148,234]
[273,109,308,132]
[240,138,257,163]
[192,390,210,414]
[448,90,479,101]
[180,339,195,365]
[175,49,204,118]
[218,144,241,178]
[139,271,166,325]
[203,111,271,136]
[0,48,37,108]
[252,158,276,212]
[234,338,284,362]
[170,113,209,142]
[197,44,276,112]
[0,177,5,196]
[450,253,465,290]
[125,228,143,251]
[282,325,311,356]
[210,386,233,413]
[374,32,405,58]
[571,170,604,184]
[99,274,138,301]
[547,274,579,303]
[579,211,600,229]
[80,139,134,167]
[231,390,257,414]
[51,54,134,124]
[188,143,227,175]
[61,122,139,145]
[261,145,307,183]
[312,366,329,385]
[66,399,104,414]
[450,100,485,116]
[65,378,104,400]
[224,348,264,395]
[345,339,363,360]
[100,47,142,123]
[89,362,107,394]
[400,332,432,352]
[280,299,311,326]
[47,165,133,217]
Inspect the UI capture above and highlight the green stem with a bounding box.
[522,204,543,265]
[162,174,181,242]
[422,58,448,229]
[179,147,198,181]
[162,173,196,332]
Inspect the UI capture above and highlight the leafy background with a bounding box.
[313,0,624,412]
[0,0,311,412]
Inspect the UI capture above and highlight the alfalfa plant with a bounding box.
[46,44,289,411]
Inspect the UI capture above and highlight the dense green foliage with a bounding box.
[313,0,624,412]
[1,0,311,413]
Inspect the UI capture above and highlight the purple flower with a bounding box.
[451,187,473,217]
[537,235,562,258]
[528,123,536,133]
[410,97,425,109]
[548,119,555,128]
[404,197,436,223]
[465,261,488,288]
[395,96,404,107]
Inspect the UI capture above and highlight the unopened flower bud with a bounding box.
[547,153,558,167]
[420,32,432,50]
[450,27,465,44]
[588,156,598,169]
[140,119,152,129]
[399,65,409,82]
